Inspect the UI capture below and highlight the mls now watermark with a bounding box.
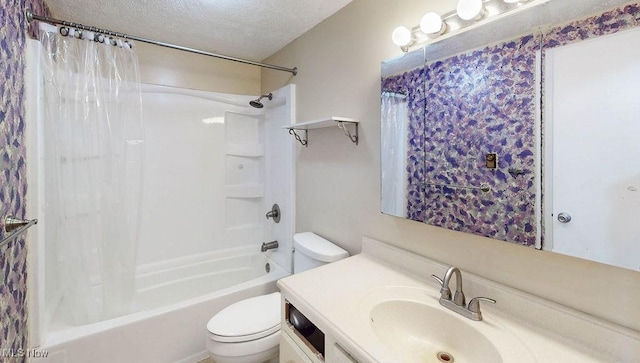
[0,348,49,358]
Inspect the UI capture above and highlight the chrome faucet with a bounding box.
[431,266,496,321]
[442,266,465,306]
[261,240,279,252]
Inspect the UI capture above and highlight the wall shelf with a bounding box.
[225,143,264,157]
[283,116,359,147]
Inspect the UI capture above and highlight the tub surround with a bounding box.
[278,237,640,362]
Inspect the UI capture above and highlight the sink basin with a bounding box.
[361,287,534,363]
[371,300,502,362]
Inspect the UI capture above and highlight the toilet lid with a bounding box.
[207,292,281,343]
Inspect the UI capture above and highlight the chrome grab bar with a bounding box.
[423,181,491,193]
[0,216,38,249]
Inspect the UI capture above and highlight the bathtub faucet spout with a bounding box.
[261,240,279,252]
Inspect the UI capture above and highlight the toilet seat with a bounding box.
[207,292,281,343]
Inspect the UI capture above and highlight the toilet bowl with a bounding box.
[206,232,349,363]
[206,292,281,363]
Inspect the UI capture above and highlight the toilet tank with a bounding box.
[293,232,349,273]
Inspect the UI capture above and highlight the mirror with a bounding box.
[380,0,640,270]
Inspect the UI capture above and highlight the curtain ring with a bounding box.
[59,27,69,36]
[122,34,133,49]
[74,29,82,39]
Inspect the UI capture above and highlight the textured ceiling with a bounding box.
[42,0,353,61]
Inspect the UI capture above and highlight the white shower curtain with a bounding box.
[381,92,408,217]
[39,25,144,325]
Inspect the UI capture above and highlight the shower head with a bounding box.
[249,93,273,108]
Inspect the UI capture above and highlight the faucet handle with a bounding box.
[430,274,444,286]
[468,297,496,313]
[430,274,452,300]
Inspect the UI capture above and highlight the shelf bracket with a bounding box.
[337,121,359,145]
[288,128,308,147]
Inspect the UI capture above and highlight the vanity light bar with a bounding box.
[392,0,548,52]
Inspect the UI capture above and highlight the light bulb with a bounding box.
[391,26,413,47]
[457,0,485,21]
[420,12,446,37]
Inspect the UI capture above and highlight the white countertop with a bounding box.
[277,237,640,362]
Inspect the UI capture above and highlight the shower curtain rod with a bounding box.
[25,9,298,76]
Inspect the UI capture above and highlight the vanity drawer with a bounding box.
[332,343,358,363]
[280,332,314,363]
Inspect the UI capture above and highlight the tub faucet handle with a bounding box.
[265,204,280,223]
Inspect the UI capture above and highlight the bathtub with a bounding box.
[36,246,289,363]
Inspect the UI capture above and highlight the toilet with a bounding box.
[206,232,349,363]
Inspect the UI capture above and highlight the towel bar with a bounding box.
[0,216,38,249]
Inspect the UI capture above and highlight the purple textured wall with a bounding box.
[1,0,49,361]
[422,34,539,246]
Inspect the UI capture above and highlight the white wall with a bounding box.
[136,42,260,95]
[262,0,640,332]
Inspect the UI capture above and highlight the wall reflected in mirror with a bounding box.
[382,34,539,246]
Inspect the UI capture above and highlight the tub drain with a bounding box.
[265,263,271,273]
[437,352,454,363]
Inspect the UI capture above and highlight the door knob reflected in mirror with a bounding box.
[557,212,572,223]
